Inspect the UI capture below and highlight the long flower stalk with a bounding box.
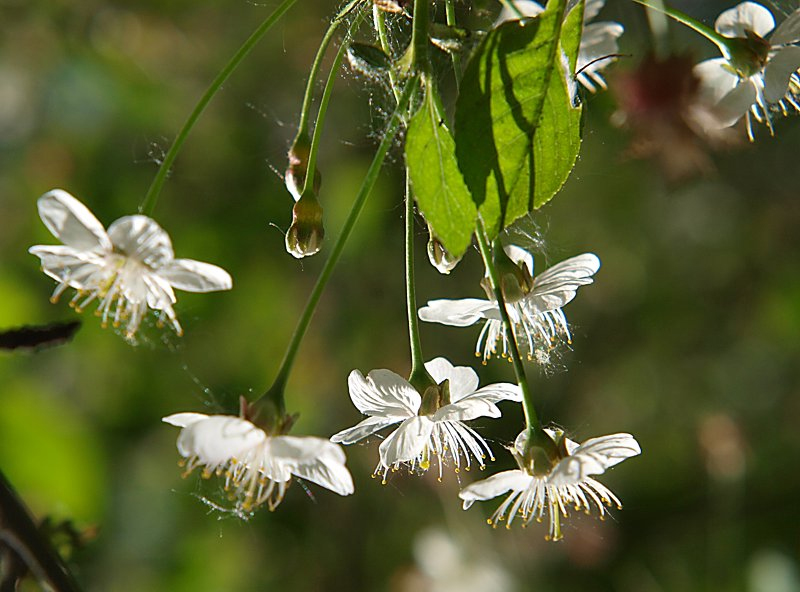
[139,0,299,215]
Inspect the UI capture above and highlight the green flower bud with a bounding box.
[285,192,324,258]
[285,134,321,202]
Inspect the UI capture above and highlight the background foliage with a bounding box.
[2,0,800,590]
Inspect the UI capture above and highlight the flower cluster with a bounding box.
[44,0,800,549]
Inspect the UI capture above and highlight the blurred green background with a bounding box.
[2,0,800,590]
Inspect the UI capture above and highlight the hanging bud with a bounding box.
[426,226,463,274]
[285,191,324,258]
[285,133,321,202]
[481,244,534,304]
[347,43,391,76]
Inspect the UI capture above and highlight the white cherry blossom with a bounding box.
[163,412,354,513]
[459,428,640,540]
[496,0,624,92]
[693,2,800,139]
[29,189,232,339]
[331,357,521,481]
[419,247,599,363]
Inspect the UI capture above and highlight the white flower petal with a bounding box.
[770,8,800,44]
[715,1,775,38]
[159,259,233,292]
[378,416,434,467]
[174,415,266,465]
[162,412,208,428]
[714,79,758,126]
[694,58,740,103]
[293,453,355,495]
[458,469,533,509]
[36,189,111,252]
[549,433,641,486]
[434,382,521,422]
[269,436,354,496]
[29,245,105,288]
[348,369,420,417]
[495,0,543,24]
[527,252,600,313]
[107,215,174,268]
[418,298,496,327]
[424,357,479,400]
[503,244,534,275]
[583,0,606,22]
[577,21,624,74]
[763,46,800,103]
[330,415,402,444]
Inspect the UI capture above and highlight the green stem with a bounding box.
[139,0,298,216]
[301,7,366,196]
[404,169,433,390]
[444,0,462,88]
[410,0,430,73]
[259,73,421,412]
[296,0,363,139]
[474,224,541,441]
[372,3,402,103]
[630,0,732,58]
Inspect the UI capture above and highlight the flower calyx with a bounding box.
[285,191,325,259]
[725,30,771,77]
[513,425,562,477]
[482,245,534,304]
[418,379,452,416]
[243,395,298,437]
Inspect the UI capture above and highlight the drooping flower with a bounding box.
[418,246,600,363]
[163,412,354,513]
[459,428,641,540]
[611,53,740,180]
[693,2,800,139]
[29,189,232,339]
[496,0,624,92]
[331,357,521,482]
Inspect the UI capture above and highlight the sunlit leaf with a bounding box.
[406,85,477,257]
[454,0,582,239]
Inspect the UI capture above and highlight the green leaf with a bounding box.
[454,0,582,239]
[532,0,584,212]
[406,85,477,258]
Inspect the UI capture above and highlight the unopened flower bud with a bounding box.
[285,192,324,258]
[285,134,321,202]
[427,228,463,274]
